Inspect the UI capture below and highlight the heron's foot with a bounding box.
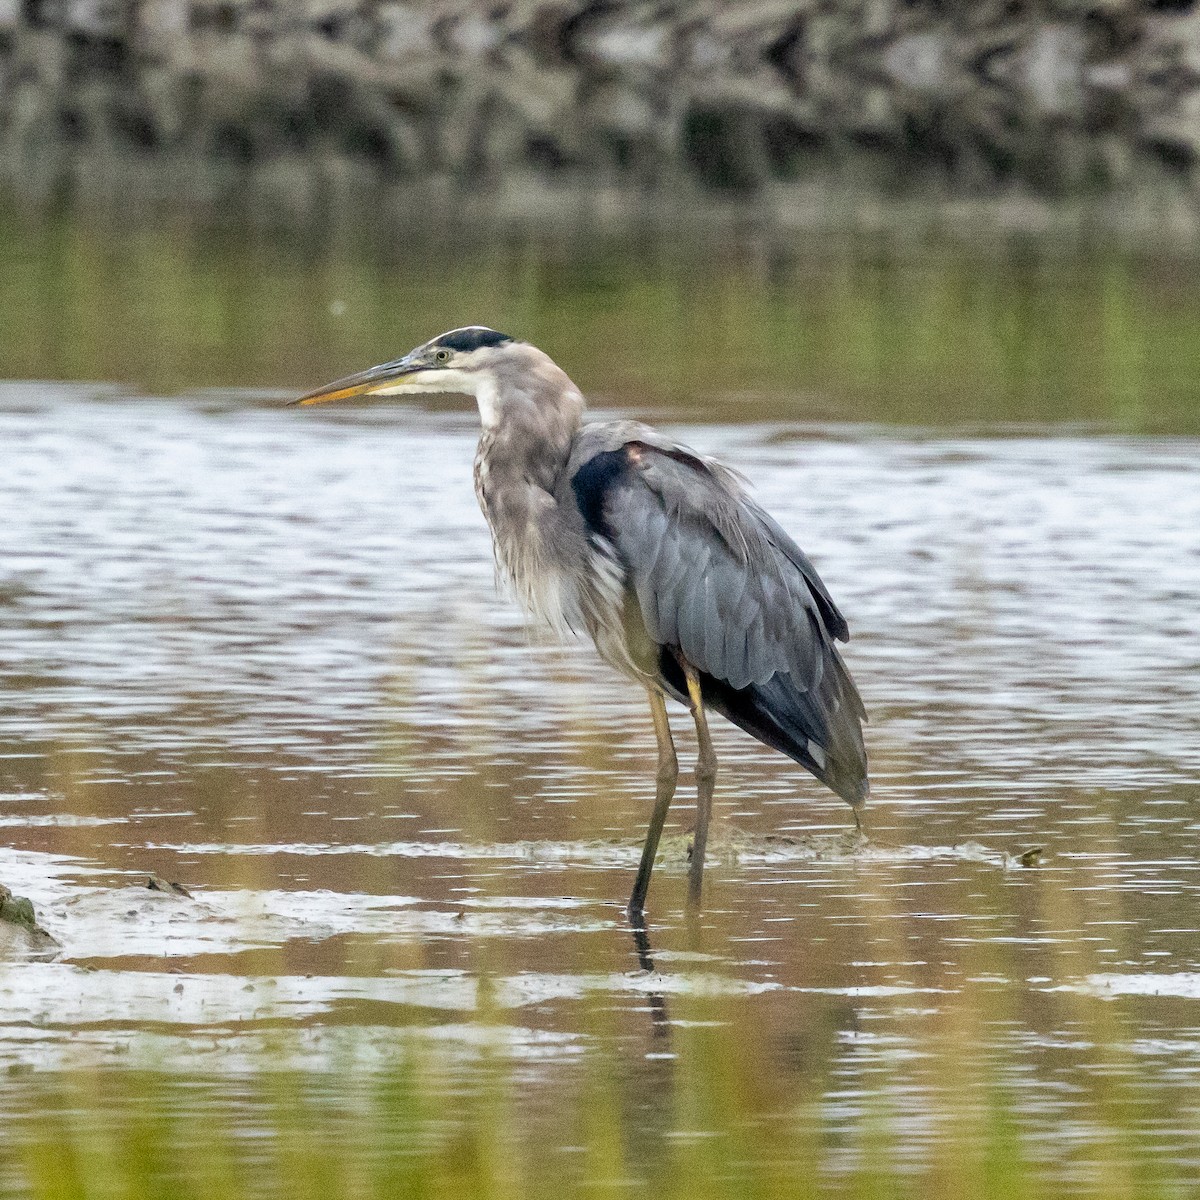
[851,806,871,845]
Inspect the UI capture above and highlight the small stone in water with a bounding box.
[146,876,193,897]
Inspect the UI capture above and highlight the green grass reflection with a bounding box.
[4,979,1192,1200]
[3,205,1199,432]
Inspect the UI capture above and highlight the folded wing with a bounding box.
[569,431,868,807]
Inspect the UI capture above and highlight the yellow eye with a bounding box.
[435,349,450,363]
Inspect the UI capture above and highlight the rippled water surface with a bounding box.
[2,384,1200,1186]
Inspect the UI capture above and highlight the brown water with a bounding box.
[2,384,1200,1184]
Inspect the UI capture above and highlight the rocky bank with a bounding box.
[3,1,1200,233]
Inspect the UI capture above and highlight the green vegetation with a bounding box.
[1,983,1190,1200]
[2,204,1199,432]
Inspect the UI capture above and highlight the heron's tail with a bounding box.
[664,650,869,809]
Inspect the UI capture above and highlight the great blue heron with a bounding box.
[294,327,867,919]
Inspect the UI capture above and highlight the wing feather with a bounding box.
[567,427,867,806]
[590,440,833,691]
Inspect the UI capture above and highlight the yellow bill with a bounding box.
[290,360,416,406]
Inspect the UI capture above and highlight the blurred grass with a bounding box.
[1,987,1192,1200]
[2,203,1199,431]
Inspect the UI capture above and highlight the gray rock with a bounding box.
[377,3,435,60]
[1022,23,1085,116]
[884,31,950,95]
[2,0,1200,214]
[0,884,60,958]
[64,0,126,38]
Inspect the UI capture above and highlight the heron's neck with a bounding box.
[472,367,586,634]
[476,371,584,493]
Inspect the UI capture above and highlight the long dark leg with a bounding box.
[628,688,678,923]
[684,665,717,909]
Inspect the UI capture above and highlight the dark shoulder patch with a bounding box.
[571,447,635,539]
[435,327,514,353]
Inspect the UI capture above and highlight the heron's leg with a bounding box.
[684,665,717,909]
[628,688,678,922]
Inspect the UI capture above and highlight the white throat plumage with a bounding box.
[372,367,500,428]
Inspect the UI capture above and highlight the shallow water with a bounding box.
[2,385,1200,1186]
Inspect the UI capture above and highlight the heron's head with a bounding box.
[293,326,582,432]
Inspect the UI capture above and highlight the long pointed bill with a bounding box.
[290,359,421,406]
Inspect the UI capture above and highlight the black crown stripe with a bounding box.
[435,328,514,353]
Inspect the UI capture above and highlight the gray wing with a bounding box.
[567,426,853,694]
[566,427,868,805]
